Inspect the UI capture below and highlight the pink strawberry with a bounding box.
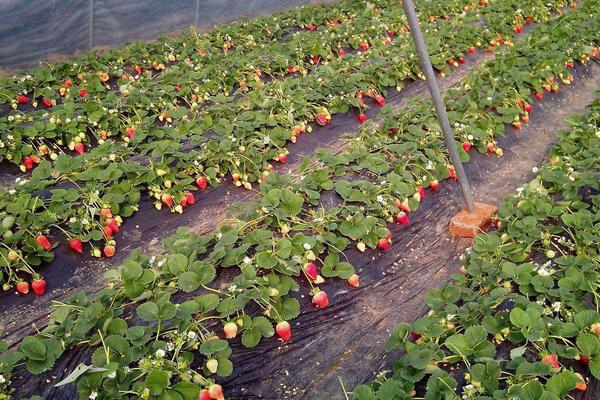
[338,48,346,57]
[74,143,85,155]
[347,274,360,288]
[103,245,116,258]
[278,153,287,163]
[276,321,292,341]
[430,179,440,191]
[208,384,224,400]
[312,291,329,308]
[304,262,318,280]
[375,96,385,106]
[16,281,29,295]
[541,354,559,369]
[468,46,476,54]
[359,42,369,51]
[125,127,136,138]
[223,322,238,339]
[316,113,328,125]
[418,185,426,199]
[42,98,53,107]
[162,194,174,207]
[69,238,83,254]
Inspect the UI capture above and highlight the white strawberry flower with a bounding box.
[155,349,166,358]
[0,374,5,384]
[243,256,252,264]
[303,243,312,250]
[89,392,98,400]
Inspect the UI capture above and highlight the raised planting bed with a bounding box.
[0,0,599,399]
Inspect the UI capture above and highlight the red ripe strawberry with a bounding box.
[338,48,346,57]
[106,219,120,234]
[359,42,369,51]
[396,212,410,225]
[389,127,398,136]
[462,142,472,152]
[541,354,559,369]
[135,65,142,75]
[525,16,533,24]
[410,332,421,340]
[278,153,287,163]
[79,89,88,97]
[468,46,476,54]
[196,176,208,189]
[125,127,136,138]
[375,96,385,106]
[593,48,599,59]
[418,185,426,199]
[69,238,83,254]
[104,226,113,238]
[22,156,34,170]
[74,142,85,155]
[42,98,53,107]
[103,245,116,258]
[535,92,543,101]
[430,179,440,191]
[525,104,532,113]
[31,278,46,295]
[385,231,392,240]
[198,389,211,400]
[359,113,367,123]
[347,274,360,288]
[304,262,318,280]
[312,291,329,308]
[276,321,292,341]
[162,194,174,207]
[312,55,320,64]
[579,354,590,365]
[306,23,315,31]
[459,57,465,64]
[223,321,238,339]
[16,281,29,295]
[36,235,52,250]
[64,79,72,87]
[387,30,395,37]
[17,95,29,103]
[208,384,224,400]
[185,192,195,205]
[377,238,390,251]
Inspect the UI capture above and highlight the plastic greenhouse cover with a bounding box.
[0,0,331,71]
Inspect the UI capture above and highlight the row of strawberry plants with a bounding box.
[0,2,598,398]
[0,0,483,165]
[0,0,575,288]
[350,85,600,400]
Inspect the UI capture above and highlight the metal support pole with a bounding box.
[401,0,476,213]
[89,0,94,49]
